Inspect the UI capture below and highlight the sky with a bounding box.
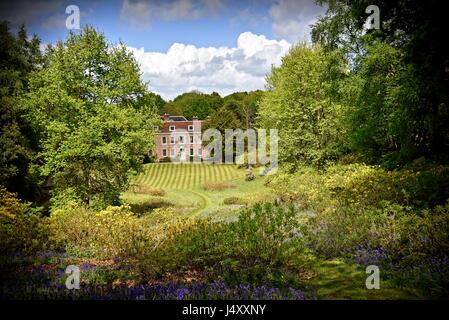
[0,0,328,100]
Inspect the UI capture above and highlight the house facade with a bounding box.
[153,114,204,162]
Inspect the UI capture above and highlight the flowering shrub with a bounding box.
[50,204,152,261]
[267,163,449,296]
[0,187,51,254]
[139,203,306,286]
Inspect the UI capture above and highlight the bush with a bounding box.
[128,184,166,196]
[267,163,449,296]
[128,199,173,215]
[50,204,152,261]
[245,166,255,181]
[139,203,305,285]
[223,197,247,205]
[202,181,235,191]
[0,186,51,255]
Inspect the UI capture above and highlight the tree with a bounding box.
[223,90,264,129]
[258,43,347,170]
[171,91,222,119]
[23,26,160,209]
[313,0,449,164]
[0,22,43,201]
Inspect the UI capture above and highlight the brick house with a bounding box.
[153,114,204,162]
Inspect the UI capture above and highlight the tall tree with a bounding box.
[0,22,43,201]
[23,26,160,209]
[312,0,449,164]
[258,43,347,170]
[171,91,222,119]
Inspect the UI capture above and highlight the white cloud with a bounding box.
[127,32,291,100]
[269,0,327,42]
[120,0,223,30]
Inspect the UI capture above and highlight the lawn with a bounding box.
[122,163,273,220]
[1,163,430,300]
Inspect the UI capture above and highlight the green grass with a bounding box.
[123,163,272,218]
[134,163,243,189]
[121,163,422,299]
[308,259,421,299]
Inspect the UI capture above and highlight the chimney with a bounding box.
[163,113,170,121]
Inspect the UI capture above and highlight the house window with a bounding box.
[162,149,167,157]
[190,148,194,156]
[170,149,175,157]
[170,136,175,144]
[190,135,194,143]
[169,125,175,131]
[162,136,167,144]
[188,125,194,131]
[179,135,184,144]
[198,147,202,157]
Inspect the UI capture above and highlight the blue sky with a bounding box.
[1,0,327,99]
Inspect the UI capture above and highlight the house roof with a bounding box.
[168,116,187,121]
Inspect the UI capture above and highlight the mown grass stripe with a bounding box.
[132,163,243,190]
[160,163,172,188]
[142,164,151,184]
[153,163,165,187]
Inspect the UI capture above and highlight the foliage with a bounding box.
[164,91,222,119]
[223,197,247,205]
[245,166,255,181]
[222,90,264,128]
[258,43,348,170]
[0,22,43,201]
[202,181,235,191]
[313,0,449,165]
[140,203,305,285]
[49,203,151,261]
[128,184,166,196]
[267,163,449,296]
[23,26,160,209]
[341,42,421,165]
[0,186,50,254]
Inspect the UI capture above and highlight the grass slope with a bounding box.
[124,163,271,218]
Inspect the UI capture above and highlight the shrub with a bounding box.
[50,204,152,261]
[202,181,235,191]
[245,166,255,181]
[128,199,173,215]
[139,203,305,285]
[0,186,51,255]
[128,184,166,197]
[223,197,247,205]
[266,163,449,296]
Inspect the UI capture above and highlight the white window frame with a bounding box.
[190,148,194,156]
[169,125,176,131]
[188,125,194,131]
[179,135,185,144]
[170,149,175,157]
[190,135,194,143]
[198,147,202,157]
[161,136,167,145]
[162,149,167,157]
[170,135,175,144]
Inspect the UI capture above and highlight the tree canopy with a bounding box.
[23,26,160,208]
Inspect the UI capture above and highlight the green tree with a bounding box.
[0,22,43,201]
[223,90,264,129]
[171,91,222,119]
[313,0,449,164]
[342,42,420,165]
[258,43,347,170]
[23,26,160,209]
